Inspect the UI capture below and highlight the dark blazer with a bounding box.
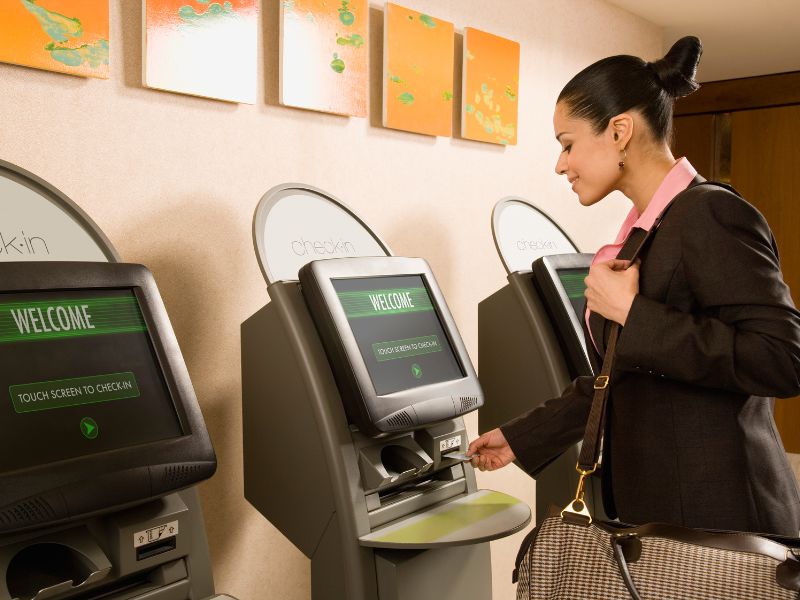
[501,178,800,536]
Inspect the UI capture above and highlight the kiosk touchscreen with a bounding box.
[0,262,215,531]
[243,183,530,600]
[299,257,482,437]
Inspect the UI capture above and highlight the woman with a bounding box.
[468,36,800,536]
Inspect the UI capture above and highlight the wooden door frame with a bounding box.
[675,71,800,116]
[673,71,800,182]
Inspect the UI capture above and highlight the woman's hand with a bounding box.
[467,428,516,472]
[585,259,639,325]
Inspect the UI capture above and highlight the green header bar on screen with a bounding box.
[558,273,587,300]
[337,287,434,319]
[0,296,146,344]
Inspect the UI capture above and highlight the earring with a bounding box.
[618,147,627,170]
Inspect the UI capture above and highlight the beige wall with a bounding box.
[0,1,660,597]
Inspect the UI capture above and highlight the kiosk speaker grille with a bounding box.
[385,411,414,430]
[162,464,203,486]
[459,396,479,412]
[0,497,57,528]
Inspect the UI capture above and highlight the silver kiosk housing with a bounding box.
[242,184,531,600]
[478,197,604,524]
[0,159,236,600]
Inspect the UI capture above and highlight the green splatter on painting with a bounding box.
[21,0,82,42]
[179,1,236,23]
[330,53,345,73]
[45,39,108,68]
[337,33,364,48]
[338,0,355,25]
[474,84,495,110]
[389,75,404,84]
[398,92,415,105]
[471,96,516,143]
[505,85,517,100]
[442,91,453,101]
[419,14,436,28]
[21,0,108,70]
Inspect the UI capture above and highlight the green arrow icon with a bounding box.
[80,417,99,439]
[411,363,422,379]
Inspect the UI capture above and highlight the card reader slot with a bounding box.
[136,536,177,561]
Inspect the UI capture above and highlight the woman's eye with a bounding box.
[562,144,572,153]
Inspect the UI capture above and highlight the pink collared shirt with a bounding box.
[585,157,698,351]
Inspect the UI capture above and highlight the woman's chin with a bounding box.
[576,189,603,207]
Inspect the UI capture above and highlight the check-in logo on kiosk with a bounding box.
[492,198,578,273]
[253,184,390,284]
[0,174,109,262]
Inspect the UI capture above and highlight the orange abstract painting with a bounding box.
[144,0,258,104]
[281,0,368,116]
[462,28,519,145]
[383,3,454,137]
[0,1,109,78]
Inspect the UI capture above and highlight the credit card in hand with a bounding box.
[443,451,474,462]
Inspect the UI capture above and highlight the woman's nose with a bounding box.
[554,151,567,176]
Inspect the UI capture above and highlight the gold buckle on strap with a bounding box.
[561,463,598,525]
[594,375,609,390]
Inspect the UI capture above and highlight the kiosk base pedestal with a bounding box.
[376,545,491,600]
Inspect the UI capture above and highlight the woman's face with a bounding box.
[553,102,621,206]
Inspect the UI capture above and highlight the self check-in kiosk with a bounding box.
[242,184,530,600]
[478,197,604,524]
[0,159,236,600]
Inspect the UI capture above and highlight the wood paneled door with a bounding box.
[673,72,800,452]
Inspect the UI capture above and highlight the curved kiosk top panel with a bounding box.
[253,183,390,284]
[0,160,227,600]
[492,197,578,274]
[243,184,530,600]
[0,159,117,263]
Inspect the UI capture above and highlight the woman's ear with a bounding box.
[608,113,633,147]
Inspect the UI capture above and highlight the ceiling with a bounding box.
[605,0,800,82]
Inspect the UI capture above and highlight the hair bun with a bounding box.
[648,36,702,98]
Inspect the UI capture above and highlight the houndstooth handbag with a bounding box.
[513,199,800,599]
[514,507,800,599]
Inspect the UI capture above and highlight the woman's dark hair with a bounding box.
[557,36,703,141]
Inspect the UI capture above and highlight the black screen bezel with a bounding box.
[0,262,215,532]
[299,257,483,437]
